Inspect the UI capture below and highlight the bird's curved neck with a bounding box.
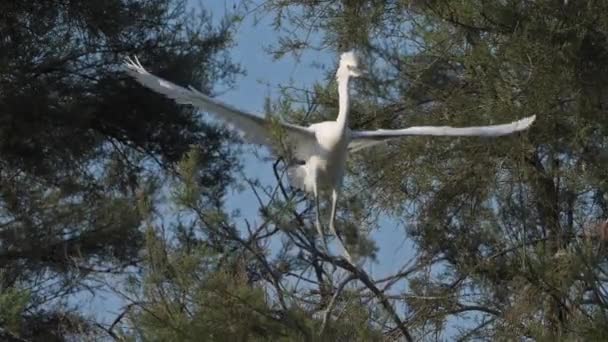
[336,74,350,130]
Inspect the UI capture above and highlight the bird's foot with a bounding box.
[319,238,330,254]
[341,245,354,264]
[315,219,330,253]
[329,223,354,264]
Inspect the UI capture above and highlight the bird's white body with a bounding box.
[123,51,536,258]
[290,121,350,193]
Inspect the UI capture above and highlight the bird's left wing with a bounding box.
[348,115,536,152]
[123,56,316,160]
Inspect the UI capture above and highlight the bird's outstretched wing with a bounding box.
[123,56,316,160]
[348,115,536,152]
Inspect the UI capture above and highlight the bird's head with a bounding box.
[336,50,364,79]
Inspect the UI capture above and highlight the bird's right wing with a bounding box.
[123,56,316,160]
[349,115,536,152]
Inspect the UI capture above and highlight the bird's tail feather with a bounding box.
[287,164,314,193]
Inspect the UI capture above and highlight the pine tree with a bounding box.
[230,0,608,339]
[11,0,606,340]
[0,0,240,339]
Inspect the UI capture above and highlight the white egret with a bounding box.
[123,52,536,256]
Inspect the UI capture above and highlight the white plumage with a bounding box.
[347,115,536,152]
[123,52,536,258]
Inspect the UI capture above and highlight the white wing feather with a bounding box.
[123,56,316,160]
[349,115,536,152]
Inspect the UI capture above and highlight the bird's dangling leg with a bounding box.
[313,181,329,252]
[330,188,353,263]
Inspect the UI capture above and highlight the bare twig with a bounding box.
[316,253,414,342]
[319,275,356,336]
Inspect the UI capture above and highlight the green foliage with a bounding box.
[0,287,29,333]
[3,0,608,340]
[243,0,608,339]
[0,0,241,339]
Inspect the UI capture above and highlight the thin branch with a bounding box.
[319,275,356,336]
[317,253,414,342]
[0,328,29,342]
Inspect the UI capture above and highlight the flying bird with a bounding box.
[123,52,536,256]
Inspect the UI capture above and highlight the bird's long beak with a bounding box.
[348,65,365,77]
